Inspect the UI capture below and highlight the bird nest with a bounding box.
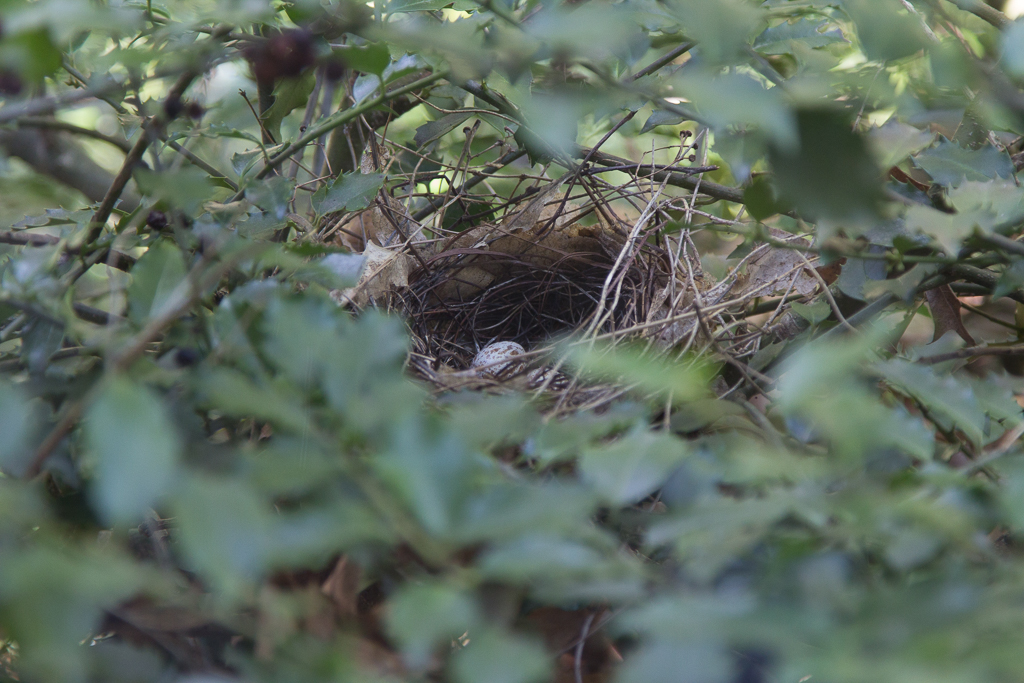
[327,147,825,408]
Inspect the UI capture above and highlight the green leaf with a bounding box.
[771,108,884,221]
[311,171,385,215]
[1000,19,1024,79]
[516,93,586,162]
[743,175,791,220]
[914,138,1015,187]
[753,17,846,54]
[670,0,766,64]
[904,203,989,254]
[618,640,730,683]
[387,582,480,668]
[868,120,936,169]
[136,167,217,214]
[85,378,181,525]
[174,477,273,596]
[0,545,146,682]
[261,73,316,143]
[386,0,456,12]
[674,70,796,147]
[244,176,295,221]
[196,367,313,434]
[641,108,686,134]
[876,359,987,446]
[175,476,390,597]
[414,111,472,147]
[0,380,44,477]
[578,428,689,505]
[948,179,1024,227]
[994,260,1024,299]
[126,240,188,324]
[451,629,550,683]
[334,42,391,75]
[566,342,710,404]
[791,299,831,324]
[0,29,61,83]
[373,415,479,535]
[842,0,930,61]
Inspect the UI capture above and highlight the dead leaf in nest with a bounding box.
[740,230,819,298]
[815,257,845,285]
[502,179,567,233]
[322,555,361,619]
[334,209,375,252]
[925,284,976,345]
[332,243,412,307]
[429,216,613,301]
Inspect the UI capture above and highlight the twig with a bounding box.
[582,148,746,205]
[794,251,856,332]
[949,263,1024,305]
[0,232,60,247]
[962,422,1024,476]
[918,344,1024,365]
[978,232,1024,258]
[411,148,526,222]
[89,67,206,241]
[164,139,238,190]
[14,117,132,153]
[628,42,695,82]
[948,0,1010,28]
[0,79,127,124]
[247,69,449,187]
[694,302,775,388]
[574,613,596,683]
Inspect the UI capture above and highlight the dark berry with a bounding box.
[184,101,205,120]
[245,28,316,84]
[174,348,201,367]
[324,56,346,81]
[164,96,183,119]
[0,70,23,96]
[146,210,169,230]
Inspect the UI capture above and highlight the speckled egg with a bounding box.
[471,341,526,377]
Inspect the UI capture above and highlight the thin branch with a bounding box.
[628,42,695,82]
[949,0,1011,28]
[918,344,1024,365]
[411,148,527,222]
[14,117,132,153]
[248,69,449,187]
[89,68,206,240]
[0,79,127,124]
[88,131,152,241]
[164,139,238,190]
[0,232,60,247]
[949,263,1024,305]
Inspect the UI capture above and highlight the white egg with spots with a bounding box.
[471,341,526,377]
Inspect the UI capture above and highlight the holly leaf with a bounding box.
[914,138,1015,188]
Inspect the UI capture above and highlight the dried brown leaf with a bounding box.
[321,555,361,618]
[739,230,818,298]
[333,243,411,307]
[925,284,976,345]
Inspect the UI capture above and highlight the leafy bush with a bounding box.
[1,1,1024,682]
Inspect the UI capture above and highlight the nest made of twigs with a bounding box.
[402,236,653,374]
[327,143,822,407]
